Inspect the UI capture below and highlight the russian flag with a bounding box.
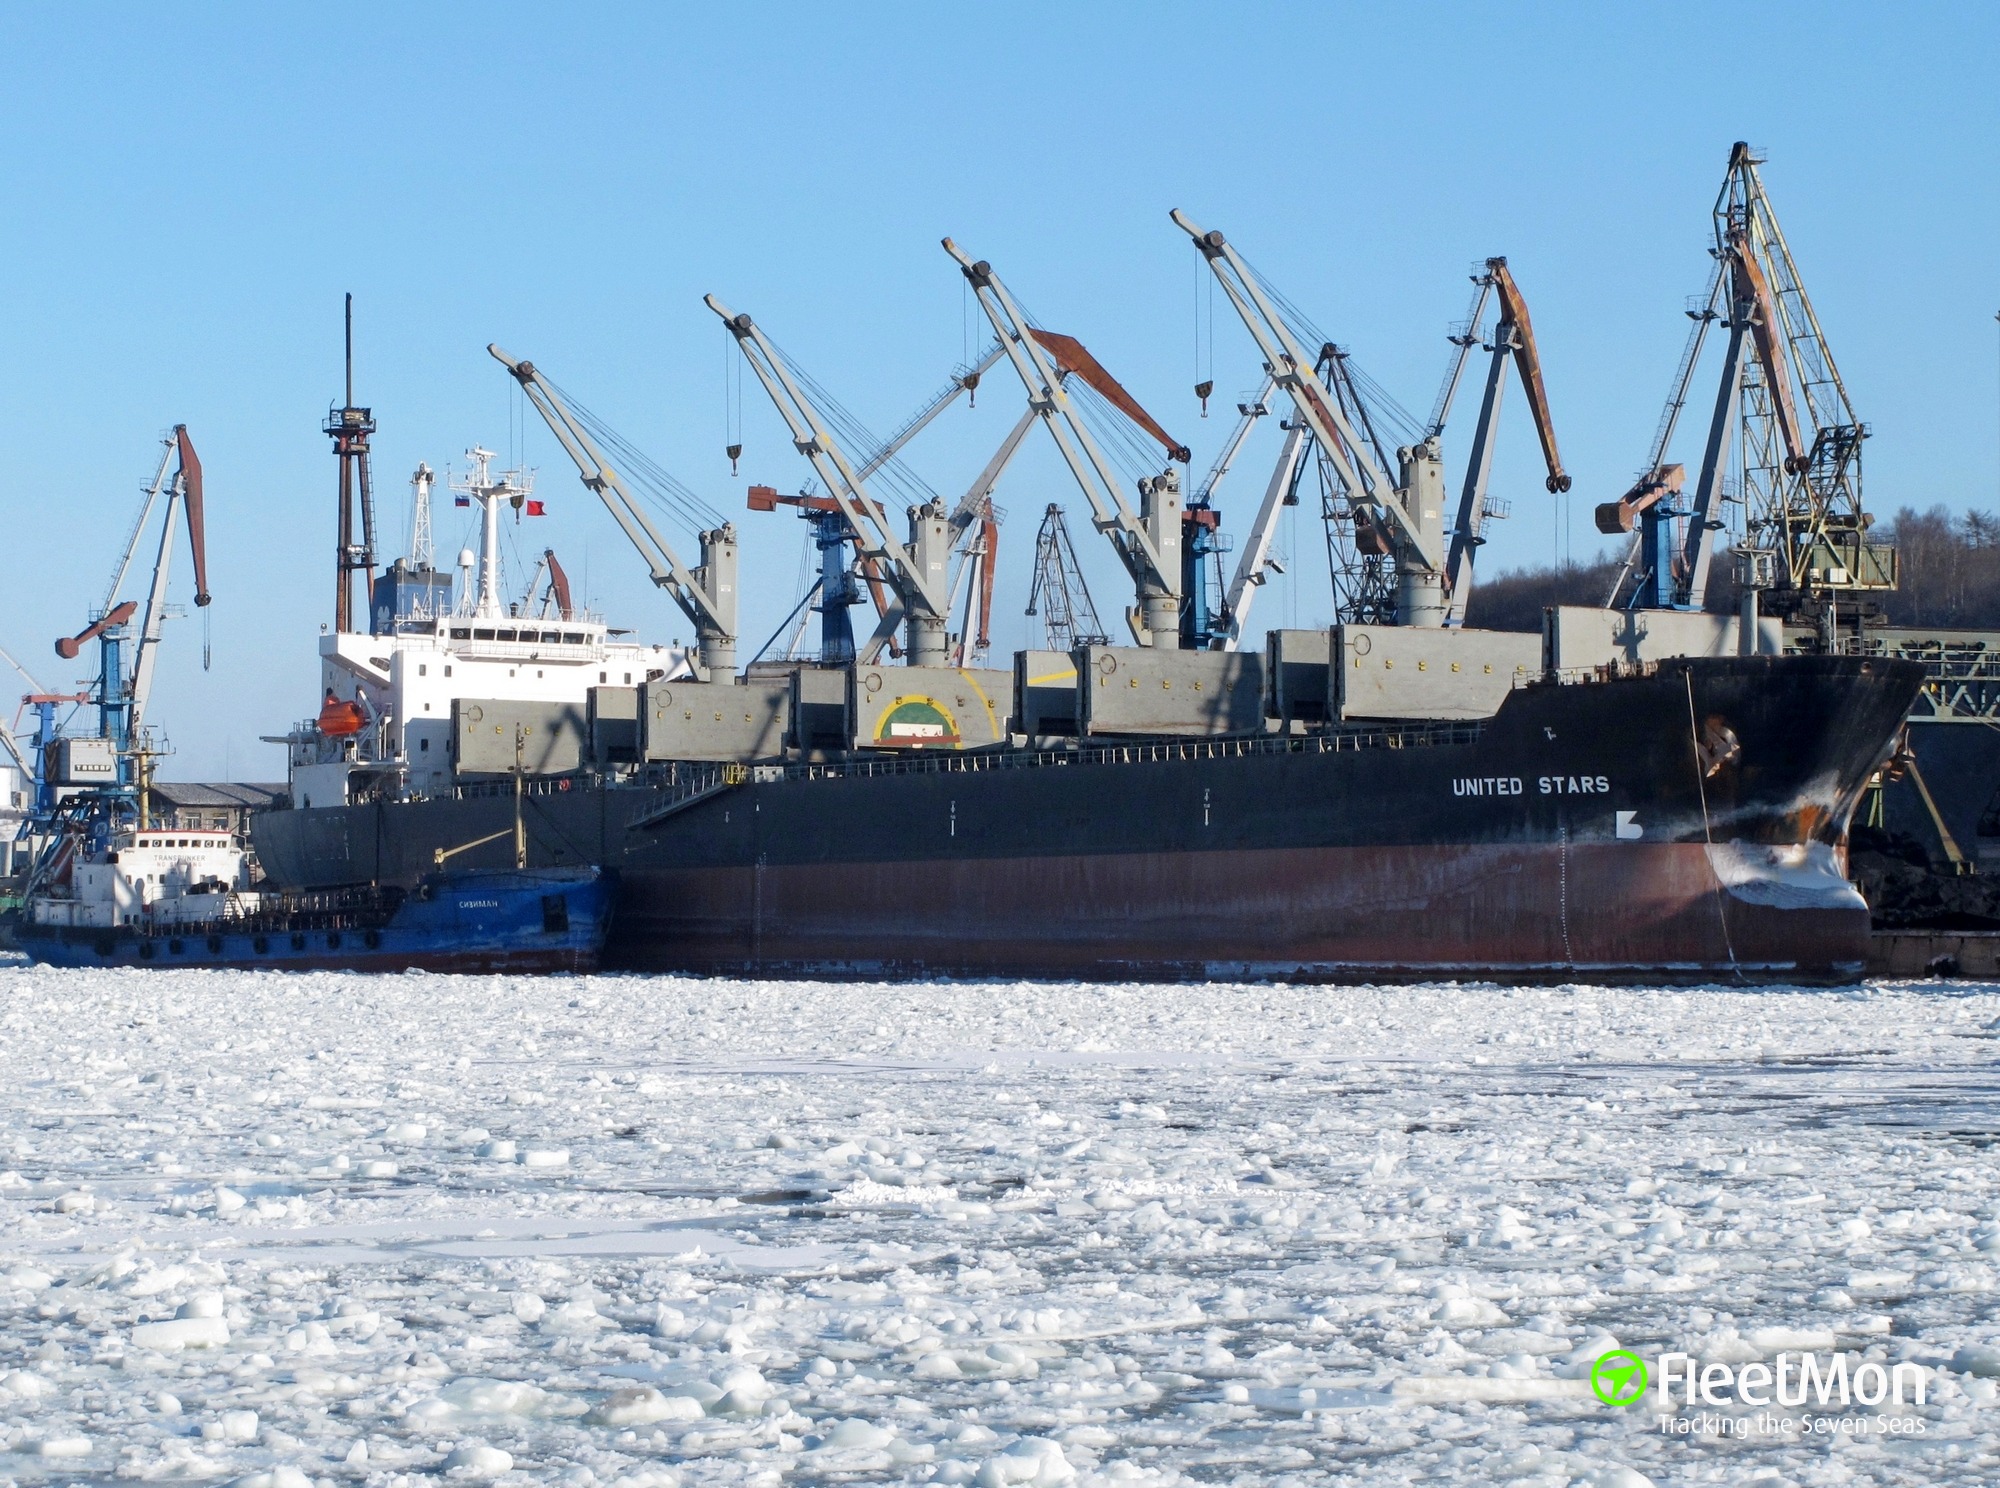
[454,495,470,507]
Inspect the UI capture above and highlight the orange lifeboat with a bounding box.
[317,690,367,737]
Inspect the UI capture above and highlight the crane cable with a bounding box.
[537,373,728,535]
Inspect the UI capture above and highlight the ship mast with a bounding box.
[326,294,378,634]
[448,448,534,620]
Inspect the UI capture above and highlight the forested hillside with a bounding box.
[1462,506,2000,632]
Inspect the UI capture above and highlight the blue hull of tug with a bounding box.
[15,867,611,974]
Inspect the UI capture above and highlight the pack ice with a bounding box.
[0,963,1996,1485]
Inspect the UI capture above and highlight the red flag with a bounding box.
[526,500,546,516]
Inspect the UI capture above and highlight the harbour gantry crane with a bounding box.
[745,485,867,666]
[1601,143,1893,633]
[490,346,740,681]
[37,425,210,849]
[1025,504,1109,651]
[57,426,211,759]
[1172,209,1449,628]
[707,296,956,668]
[1428,257,1570,626]
[942,239,1195,649]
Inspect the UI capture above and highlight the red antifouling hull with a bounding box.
[608,840,1869,983]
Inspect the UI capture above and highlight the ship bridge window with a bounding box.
[474,628,495,640]
[541,631,560,643]
[497,629,518,642]
[450,627,471,641]
[564,633,584,645]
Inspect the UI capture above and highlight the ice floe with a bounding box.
[0,964,1995,1483]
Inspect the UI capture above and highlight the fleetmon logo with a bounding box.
[1591,1349,1649,1407]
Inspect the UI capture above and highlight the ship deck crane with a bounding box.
[1189,374,1297,650]
[942,239,1193,648]
[758,342,1019,667]
[491,346,739,680]
[708,296,955,668]
[942,330,1185,657]
[1172,209,1448,628]
[851,342,1008,661]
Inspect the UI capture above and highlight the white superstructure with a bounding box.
[29,827,257,929]
[281,448,694,809]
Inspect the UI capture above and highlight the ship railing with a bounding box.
[1811,635,2000,716]
[134,883,400,938]
[631,721,1483,794]
[1521,661,1662,689]
[450,639,604,662]
[451,775,589,802]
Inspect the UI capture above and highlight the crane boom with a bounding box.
[855,341,1004,482]
[129,428,210,734]
[1171,211,1418,551]
[1665,212,1821,613]
[102,438,177,612]
[1489,261,1568,492]
[490,345,738,680]
[1602,265,1727,608]
[941,238,1187,647]
[1425,279,1496,439]
[1219,421,1309,648]
[1194,376,1276,505]
[706,296,953,667]
[1173,208,1446,627]
[1441,259,1570,625]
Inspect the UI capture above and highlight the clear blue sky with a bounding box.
[2,3,1995,780]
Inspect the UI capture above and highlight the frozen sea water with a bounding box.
[0,965,1997,1486]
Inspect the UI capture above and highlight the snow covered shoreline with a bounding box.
[0,967,1996,1485]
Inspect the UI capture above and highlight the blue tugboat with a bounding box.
[15,824,611,973]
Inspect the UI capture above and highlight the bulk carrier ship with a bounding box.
[248,211,1922,986]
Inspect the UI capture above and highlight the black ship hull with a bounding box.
[253,656,1921,984]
